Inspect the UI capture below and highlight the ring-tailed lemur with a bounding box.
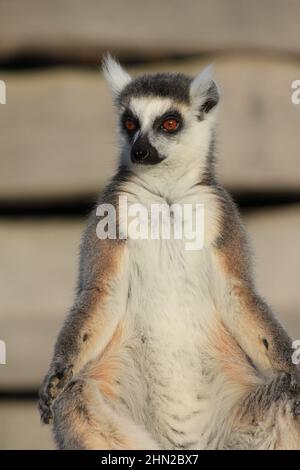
[39,56,300,450]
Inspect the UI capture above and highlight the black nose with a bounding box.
[132,148,149,162]
[130,134,162,165]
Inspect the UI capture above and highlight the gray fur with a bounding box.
[39,59,300,450]
[119,73,192,106]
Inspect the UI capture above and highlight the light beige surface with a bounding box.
[0,69,116,200]
[0,401,54,450]
[244,205,300,334]
[1,57,300,201]
[1,0,300,61]
[0,219,82,388]
[0,205,299,389]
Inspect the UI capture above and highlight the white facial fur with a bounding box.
[102,56,219,182]
[118,94,218,174]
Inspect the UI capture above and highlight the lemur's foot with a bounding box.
[293,400,300,415]
[38,364,73,424]
[289,374,300,416]
[243,372,300,421]
[268,372,300,399]
[269,372,292,401]
[270,372,300,419]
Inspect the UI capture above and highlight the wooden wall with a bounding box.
[0,0,299,449]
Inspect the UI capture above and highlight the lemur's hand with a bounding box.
[38,362,73,424]
[268,372,300,416]
[244,372,300,421]
[292,364,300,383]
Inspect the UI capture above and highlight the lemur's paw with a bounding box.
[292,400,300,416]
[289,374,300,394]
[272,373,300,418]
[38,364,73,424]
[269,372,292,401]
[289,376,300,417]
[38,395,53,425]
[46,364,74,399]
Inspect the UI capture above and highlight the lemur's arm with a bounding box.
[213,186,299,378]
[39,210,129,423]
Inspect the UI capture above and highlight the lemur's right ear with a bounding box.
[102,54,132,100]
[190,65,220,117]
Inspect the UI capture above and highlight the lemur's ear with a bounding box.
[190,65,220,117]
[102,54,132,99]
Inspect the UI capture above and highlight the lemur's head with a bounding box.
[103,55,219,171]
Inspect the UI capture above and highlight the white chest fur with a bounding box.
[118,180,222,448]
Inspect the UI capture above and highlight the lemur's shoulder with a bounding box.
[77,168,131,293]
[209,181,253,285]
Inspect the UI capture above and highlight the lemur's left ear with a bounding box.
[102,54,132,99]
[190,65,220,116]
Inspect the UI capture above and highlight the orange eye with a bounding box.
[124,119,136,131]
[162,118,179,132]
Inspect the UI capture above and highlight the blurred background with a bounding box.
[0,0,300,449]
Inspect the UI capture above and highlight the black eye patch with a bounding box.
[121,110,140,139]
[154,110,183,135]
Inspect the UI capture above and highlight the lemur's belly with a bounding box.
[121,237,218,448]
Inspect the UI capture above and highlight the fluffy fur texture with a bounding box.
[39,56,300,449]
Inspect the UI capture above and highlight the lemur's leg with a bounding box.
[52,377,159,450]
[234,372,300,449]
[39,211,130,424]
[213,187,300,378]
